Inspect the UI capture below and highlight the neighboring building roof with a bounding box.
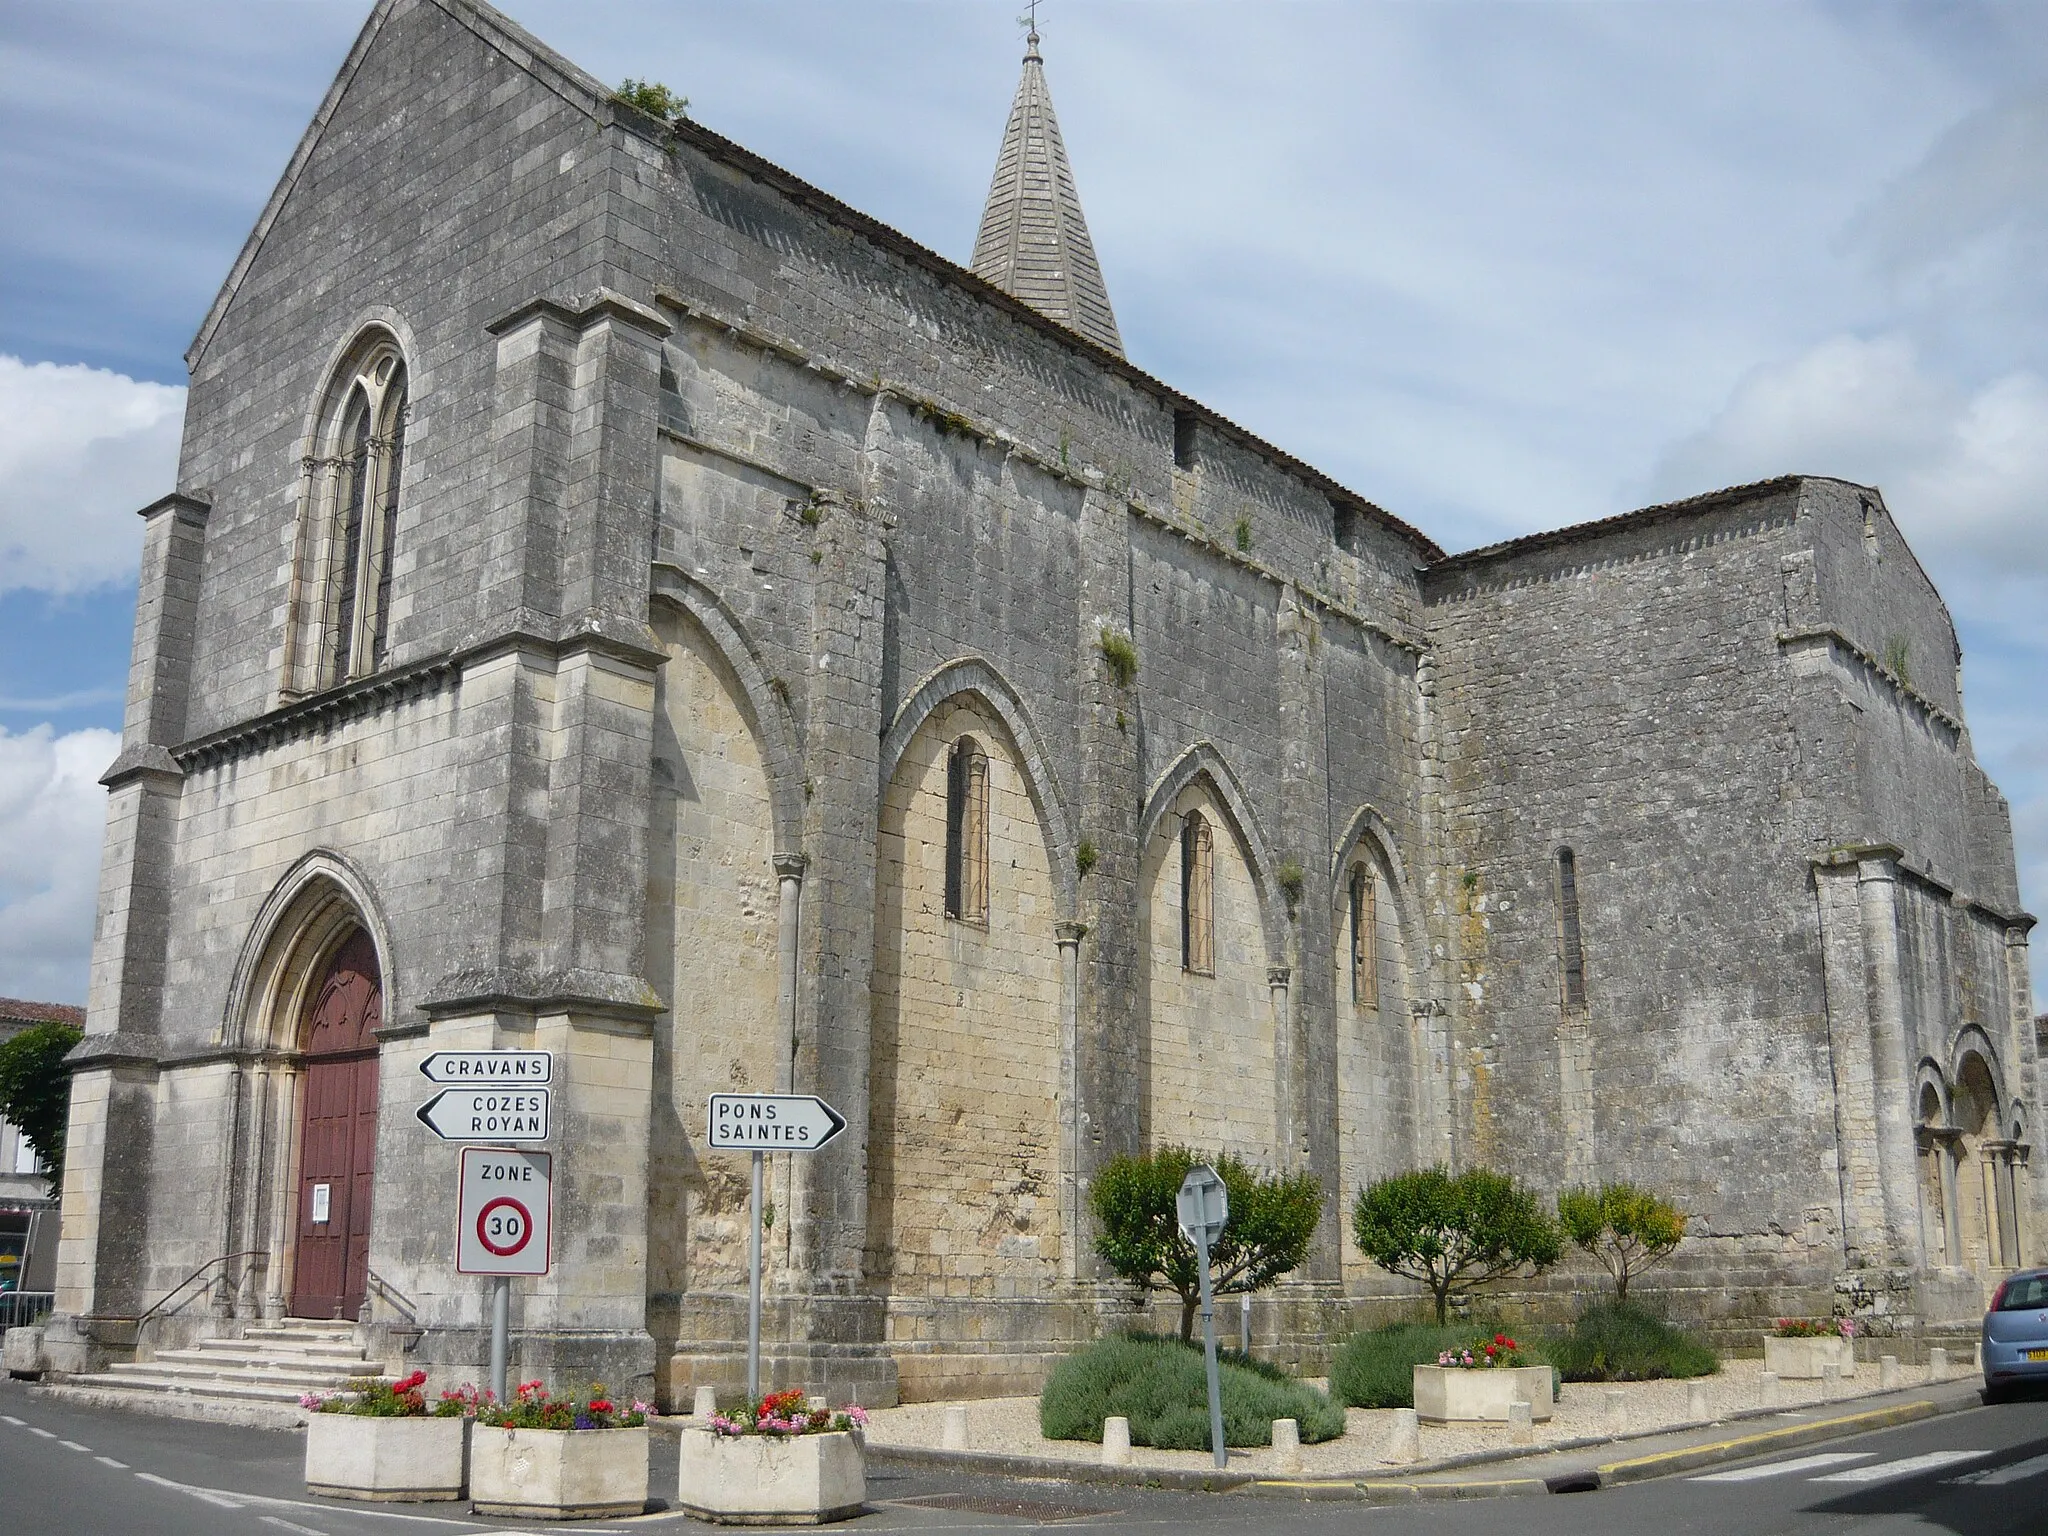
[970,29,1124,357]
[0,999,84,1030]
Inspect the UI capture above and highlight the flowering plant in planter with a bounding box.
[1773,1318,1854,1339]
[1437,1333,1525,1369]
[473,1379,652,1430]
[300,1370,442,1417]
[707,1388,869,1437]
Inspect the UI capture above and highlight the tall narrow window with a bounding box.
[1181,812,1214,975]
[1557,848,1586,1008]
[1349,863,1377,1008]
[944,736,989,921]
[292,335,410,695]
[1172,408,1199,472]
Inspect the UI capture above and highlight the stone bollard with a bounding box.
[1760,1370,1779,1409]
[1687,1381,1709,1422]
[1880,1354,1901,1391]
[1508,1399,1534,1446]
[692,1385,718,1418]
[942,1406,969,1451]
[1930,1346,1949,1380]
[1604,1389,1627,1439]
[1102,1416,1132,1467]
[1380,1407,1421,1465]
[1271,1418,1302,1473]
[1821,1363,1840,1403]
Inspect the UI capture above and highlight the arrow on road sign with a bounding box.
[420,1050,553,1085]
[705,1093,847,1151]
[416,1087,550,1142]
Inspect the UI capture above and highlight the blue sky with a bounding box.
[0,0,2043,1004]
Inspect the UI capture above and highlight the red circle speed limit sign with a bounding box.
[476,1196,533,1256]
[457,1148,552,1275]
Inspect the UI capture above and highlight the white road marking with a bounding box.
[1948,1451,2048,1486]
[59,1439,90,1452]
[137,1471,246,1509]
[261,1518,330,1536]
[1811,1451,1987,1483]
[1693,1453,1875,1481]
[0,1415,22,1426]
[26,1426,56,1439]
[95,1455,128,1469]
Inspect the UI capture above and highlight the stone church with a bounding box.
[42,0,2037,1406]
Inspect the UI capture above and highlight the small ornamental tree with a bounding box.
[1351,1166,1561,1324]
[1557,1182,1686,1302]
[0,1019,83,1196]
[1091,1146,1322,1342]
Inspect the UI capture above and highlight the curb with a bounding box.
[870,1387,1980,1501]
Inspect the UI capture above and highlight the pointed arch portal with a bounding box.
[289,928,382,1320]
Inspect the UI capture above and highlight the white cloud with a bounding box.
[1649,334,2048,577]
[0,725,117,1005]
[0,355,184,595]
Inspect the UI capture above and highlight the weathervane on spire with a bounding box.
[1018,1,1041,61]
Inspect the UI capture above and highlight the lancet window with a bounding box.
[286,336,409,695]
[1349,862,1378,1008]
[944,735,989,922]
[1557,847,1587,1009]
[1181,812,1215,975]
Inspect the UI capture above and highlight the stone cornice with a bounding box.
[177,656,460,773]
[99,744,184,791]
[1778,626,1963,737]
[421,967,663,1027]
[135,490,212,526]
[1811,843,2034,931]
[485,287,671,341]
[65,1032,165,1070]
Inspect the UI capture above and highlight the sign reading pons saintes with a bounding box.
[705,1094,847,1152]
[420,1050,553,1085]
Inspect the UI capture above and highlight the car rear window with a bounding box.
[1997,1276,2048,1310]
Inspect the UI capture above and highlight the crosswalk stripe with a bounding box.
[1692,1453,1875,1482]
[1948,1451,2048,1487]
[0,1415,22,1427]
[1811,1451,1985,1483]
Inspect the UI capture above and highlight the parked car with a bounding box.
[1982,1269,2048,1401]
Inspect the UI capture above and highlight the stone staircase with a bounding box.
[46,1320,390,1428]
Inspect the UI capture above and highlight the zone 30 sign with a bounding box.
[456,1147,553,1276]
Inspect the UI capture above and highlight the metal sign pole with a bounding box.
[1196,1226,1225,1469]
[490,1275,509,1404]
[747,1148,764,1406]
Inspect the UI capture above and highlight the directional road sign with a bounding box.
[705,1094,847,1152]
[457,1148,552,1276]
[420,1050,553,1085]
[417,1087,550,1142]
[1177,1163,1229,1246]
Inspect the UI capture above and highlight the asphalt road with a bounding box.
[5,1376,2047,1534]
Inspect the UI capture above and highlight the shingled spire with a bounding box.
[971,25,1124,356]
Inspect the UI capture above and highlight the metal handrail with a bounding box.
[362,1268,418,1324]
[132,1249,265,1330]
[0,1291,53,1329]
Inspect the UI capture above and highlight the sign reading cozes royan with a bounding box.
[416,1088,549,1142]
[705,1094,847,1151]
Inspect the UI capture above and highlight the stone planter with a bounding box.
[303,1414,468,1501]
[469,1425,648,1520]
[676,1425,866,1526]
[1413,1365,1556,1426]
[1764,1335,1856,1380]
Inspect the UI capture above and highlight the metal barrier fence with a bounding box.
[0,1292,53,1329]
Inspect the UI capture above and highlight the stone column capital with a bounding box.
[772,852,809,882]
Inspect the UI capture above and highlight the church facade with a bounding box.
[47,0,2037,1405]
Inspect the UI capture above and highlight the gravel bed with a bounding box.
[860,1356,1962,1478]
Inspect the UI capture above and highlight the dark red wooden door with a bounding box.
[291,929,381,1320]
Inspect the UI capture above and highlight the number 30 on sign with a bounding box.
[456,1147,553,1276]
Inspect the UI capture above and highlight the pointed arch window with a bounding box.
[1181,811,1214,975]
[1349,862,1378,1008]
[287,337,409,695]
[944,735,989,922]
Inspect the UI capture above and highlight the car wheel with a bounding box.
[1982,1381,2011,1405]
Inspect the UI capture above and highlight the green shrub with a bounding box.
[1545,1301,1718,1382]
[1039,1334,1344,1449]
[1330,1322,1554,1408]
[1557,1182,1686,1301]
[1352,1166,1562,1323]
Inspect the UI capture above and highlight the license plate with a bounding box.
[2024,1349,2048,1362]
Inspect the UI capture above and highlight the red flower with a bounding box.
[589,1399,613,1414]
